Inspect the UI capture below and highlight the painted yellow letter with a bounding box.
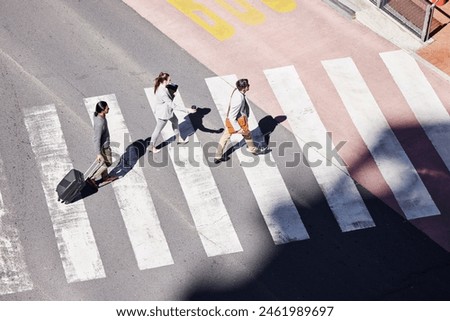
[167,0,235,41]
[215,0,265,25]
[260,0,297,13]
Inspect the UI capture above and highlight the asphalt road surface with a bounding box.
[0,0,449,300]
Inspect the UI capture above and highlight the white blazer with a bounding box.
[154,85,186,120]
[228,89,250,130]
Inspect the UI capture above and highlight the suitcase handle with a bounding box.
[83,160,104,180]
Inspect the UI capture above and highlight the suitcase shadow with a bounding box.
[69,138,150,203]
[69,183,99,203]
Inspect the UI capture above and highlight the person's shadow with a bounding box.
[187,107,224,135]
[258,115,287,145]
[109,138,150,177]
[153,107,224,149]
[71,115,287,202]
[221,115,287,159]
[73,138,151,202]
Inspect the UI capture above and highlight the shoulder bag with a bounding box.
[225,89,250,135]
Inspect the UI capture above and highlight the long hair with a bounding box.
[154,72,170,94]
[94,101,108,117]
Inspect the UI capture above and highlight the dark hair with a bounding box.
[154,72,170,93]
[94,101,108,117]
[236,79,249,90]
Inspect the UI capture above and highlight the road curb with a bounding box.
[322,0,356,19]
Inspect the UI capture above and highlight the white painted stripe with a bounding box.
[145,88,243,255]
[264,66,375,232]
[380,50,450,172]
[23,105,105,283]
[0,157,34,295]
[84,95,174,269]
[205,76,310,243]
[322,57,439,219]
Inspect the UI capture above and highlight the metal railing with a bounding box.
[369,0,439,41]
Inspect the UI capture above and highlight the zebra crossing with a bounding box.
[0,157,33,295]
[84,94,174,271]
[264,65,375,232]
[23,105,106,284]
[1,49,449,296]
[144,88,243,256]
[205,75,310,244]
[322,57,439,220]
[380,51,450,173]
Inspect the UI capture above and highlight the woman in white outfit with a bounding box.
[149,72,196,153]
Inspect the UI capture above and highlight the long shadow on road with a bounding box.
[187,184,450,300]
[186,121,450,300]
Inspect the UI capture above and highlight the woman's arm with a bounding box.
[160,88,195,113]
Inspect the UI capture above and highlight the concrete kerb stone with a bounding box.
[338,0,450,83]
[322,0,356,19]
[353,4,426,51]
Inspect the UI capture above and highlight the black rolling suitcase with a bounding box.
[56,161,101,204]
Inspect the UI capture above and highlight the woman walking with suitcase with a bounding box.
[87,100,117,188]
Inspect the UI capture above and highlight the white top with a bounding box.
[228,89,250,129]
